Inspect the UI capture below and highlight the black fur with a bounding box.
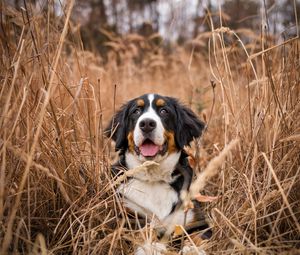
[170,152,193,195]
[111,153,127,177]
[105,99,134,152]
[167,97,205,148]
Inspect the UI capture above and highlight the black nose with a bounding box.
[139,118,157,133]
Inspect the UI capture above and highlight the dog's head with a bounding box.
[105,94,205,162]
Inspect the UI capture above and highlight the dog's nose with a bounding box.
[139,118,157,133]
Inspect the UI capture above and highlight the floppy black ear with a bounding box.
[105,102,131,152]
[173,99,205,148]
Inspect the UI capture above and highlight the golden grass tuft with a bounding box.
[0,2,299,254]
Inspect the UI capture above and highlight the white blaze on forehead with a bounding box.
[133,94,165,147]
[148,93,155,105]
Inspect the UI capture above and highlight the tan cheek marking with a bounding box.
[156,98,166,107]
[127,131,135,152]
[164,131,177,153]
[136,99,145,107]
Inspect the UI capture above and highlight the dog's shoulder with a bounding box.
[111,153,127,177]
[170,151,193,194]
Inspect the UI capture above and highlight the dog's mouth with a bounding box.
[135,139,167,158]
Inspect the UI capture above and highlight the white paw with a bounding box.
[180,245,206,255]
[135,241,167,255]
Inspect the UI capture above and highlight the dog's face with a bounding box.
[106,94,205,162]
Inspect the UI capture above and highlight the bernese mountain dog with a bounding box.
[106,93,211,254]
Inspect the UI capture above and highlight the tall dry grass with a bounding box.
[0,2,299,254]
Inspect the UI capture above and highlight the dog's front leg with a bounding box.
[135,241,167,255]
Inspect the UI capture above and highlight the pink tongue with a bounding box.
[140,143,160,157]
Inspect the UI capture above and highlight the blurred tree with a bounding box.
[89,0,107,26]
[222,0,260,30]
[193,0,206,38]
[278,0,300,38]
[75,0,112,56]
[192,0,220,36]
[126,0,159,34]
[69,0,299,56]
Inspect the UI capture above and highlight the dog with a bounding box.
[106,94,211,254]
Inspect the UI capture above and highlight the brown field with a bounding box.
[1,2,300,254]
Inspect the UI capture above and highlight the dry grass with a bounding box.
[1,2,300,254]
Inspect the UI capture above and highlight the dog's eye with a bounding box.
[133,108,142,115]
[159,108,168,116]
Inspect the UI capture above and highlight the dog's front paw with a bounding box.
[135,241,167,255]
[180,245,206,255]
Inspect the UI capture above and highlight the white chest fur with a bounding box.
[118,178,178,220]
[118,151,194,229]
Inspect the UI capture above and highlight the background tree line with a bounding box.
[9,0,300,56]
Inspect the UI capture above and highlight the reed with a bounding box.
[0,2,299,254]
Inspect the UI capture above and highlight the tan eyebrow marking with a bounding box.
[156,98,165,107]
[136,99,145,107]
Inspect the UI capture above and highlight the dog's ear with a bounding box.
[105,102,131,152]
[173,99,205,148]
